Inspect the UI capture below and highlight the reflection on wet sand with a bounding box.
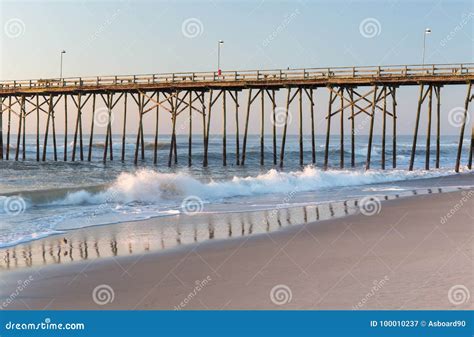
[0,186,462,270]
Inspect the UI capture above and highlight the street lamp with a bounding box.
[60,50,66,80]
[422,28,431,66]
[217,40,224,76]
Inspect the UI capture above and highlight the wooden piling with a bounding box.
[234,90,240,165]
[339,87,344,168]
[6,96,11,160]
[425,85,433,170]
[0,97,3,160]
[365,85,378,170]
[310,88,316,164]
[103,93,110,162]
[260,89,265,166]
[279,88,291,167]
[350,88,355,167]
[51,96,57,161]
[468,125,473,170]
[88,94,96,162]
[42,95,53,161]
[324,88,333,170]
[435,86,441,169]
[134,94,143,165]
[204,90,213,167]
[455,81,472,172]
[188,91,192,166]
[72,93,81,161]
[121,93,128,162]
[299,88,304,166]
[153,92,159,165]
[64,95,68,161]
[15,96,24,161]
[36,95,40,161]
[409,84,425,171]
[381,86,387,170]
[271,89,277,165]
[391,87,397,168]
[223,90,227,166]
[168,93,178,167]
[241,88,252,165]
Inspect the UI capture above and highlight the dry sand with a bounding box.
[1,188,473,310]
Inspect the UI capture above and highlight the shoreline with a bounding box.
[1,184,473,310]
[1,172,473,270]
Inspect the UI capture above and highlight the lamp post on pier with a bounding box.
[217,40,224,76]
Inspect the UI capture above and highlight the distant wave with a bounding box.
[49,166,455,207]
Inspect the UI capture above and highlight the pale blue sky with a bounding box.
[0,0,473,135]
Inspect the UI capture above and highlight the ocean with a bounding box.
[0,134,472,249]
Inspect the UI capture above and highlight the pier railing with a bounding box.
[1,63,473,90]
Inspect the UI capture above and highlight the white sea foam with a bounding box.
[51,166,454,206]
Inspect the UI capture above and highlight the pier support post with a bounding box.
[279,87,292,167]
[234,90,240,165]
[365,85,378,170]
[242,89,252,165]
[309,88,316,164]
[6,96,12,160]
[381,86,387,170]
[223,90,227,166]
[51,96,57,161]
[0,97,3,160]
[409,84,425,171]
[15,96,25,161]
[260,89,265,166]
[64,95,68,161]
[299,87,304,166]
[468,125,473,170]
[425,85,433,170]
[455,81,472,172]
[204,90,213,167]
[324,87,334,170]
[350,88,355,167]
[121,93,128,162]
[392,87,397,168]
[435,86,441,169]
[271,89,277,165]
[134,93,143,165]
[339,87,344,168]
[36,95,40,161]
[188,91,192,166]
[43,95,53,161]
[88,94,96,162]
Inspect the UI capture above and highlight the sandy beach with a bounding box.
[1,177,473,310]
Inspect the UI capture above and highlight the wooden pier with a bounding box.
[0,63,473,171]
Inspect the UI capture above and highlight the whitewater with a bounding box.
[0,134,472,248]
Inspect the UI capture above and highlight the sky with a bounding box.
[0,0,473,136]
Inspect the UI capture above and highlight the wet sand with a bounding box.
[1,181,473,310]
